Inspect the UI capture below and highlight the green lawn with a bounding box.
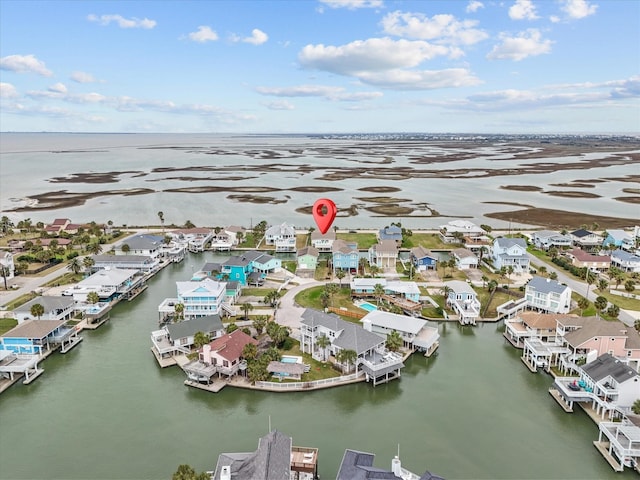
[3,292,38,310]
[294,285,365,321]
[280,340,341,381]
[402,233,448,250]
[0,318,18,335]
[240,288,274,298]
[336,232,377,249]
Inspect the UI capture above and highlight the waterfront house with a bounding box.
[332,239,359,273]
[603,229,634,249]
[296,246,319,271]
[570,229,603,251]
[610,249,640,273]
[350,278,421,303]
[0,319,82,355]
[300,309,404,386]
[115,234,164,258]
[0,251,15,282]
[504,312,575,348]
[90,254,160,274]
[532,230,572,251]
[311,229,336,252]
[361,310,439,355]
[170,227,213,252]
[72,268,143,302]
[595,414,640,472]
[0,349,42,384]
[220,256,252,284]
[242,251,282,275]
[198,329,257,379]
[439,220,485,243]
[525,276,572,314]
[212,430,318,480]
[151,314,224,359]
[451,248,478,270]
[410,245,437,271]
[14,296,75,324]
[265,223,296,252]
[337,449,444,480]
[210,226,244,251]
[377,225,403,246]
[177,278,227,320]
[444,280,480,325]
[491,237,530,273]
[368,239,398,269]
[565,248,611,272]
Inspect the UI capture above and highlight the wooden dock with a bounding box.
[150,347,177,368]
[593,441,624,472]
[184,379,227,393]
[548,388,573,412]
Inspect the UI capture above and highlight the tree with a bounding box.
[193,331,210,349]
[606,304,620,319]
[269,324,289,348]
[487,280,497,294]
[30,303,45,320]
[481,275,488,288]
[263,290,282,308]
[252,315,267,336]
[594,296,608,317]
[583,268,596,299]
[87,291,100,305]
[157,211,165,232]
[315,334,331,361]
[121,243,130,253]
[597,279,609,292]
[335,269,346,287]
[549,271,558,281]
[548,247,559,259]
[625,280,636,294]
[506,266,514,289]
[632,399,640,415]
[324,283,339,306]
[373,283,385,307]
[480,224,492,233]
[369,264,381,277]
[83,256,95,271]
[184,220,195,229]
[0,215,14,235]
[358,257,368,276]
[67,257,82,275]
[386,330,403,352]
[86,242,102,255]
[538,265,547,277]
[174,303,184,322]
[226,323,238,333]
[241,302,253,320]
[577,297,590,315]
[242,342,258,361]
[335,349,357,373]
[635,319,640,333]
[172,464,210,480]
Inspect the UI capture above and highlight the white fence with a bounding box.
[255,371,364,390]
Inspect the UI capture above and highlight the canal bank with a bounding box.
[0,253,634,480]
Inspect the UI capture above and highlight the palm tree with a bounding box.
[584,269,596,299]
[481,275,488,288]
[83,256,95,271]
[87,291,100,305]
[174,302,184,322]
[358,257,368,276]
[538,265,547,277]
[324,283,339,306]
[597,279,609,292]
[386,330,403,352]
[252,315,267,336]
[157,211,165,232]
[1,265,11,290]
[506,265,514,289]
[67,257,82,275]
[606,304,620,319]
[0,215,14,235]
[632,399,640,415]
[269,324,289,347]
[336,349,358,373]
[549,271,558,281]
[30,303,45,320]
[172,464,210,480]
[315,334,331,361]
[241,302,253,320]
[373,283,385,307]
[335,269,346,287]
[121,243,130,253]
[369,264,381,278]
[225,323,238,333]
[193,331,210,349]
[594,296,608,317]
[625,280,636,294]
[86,242,102,255]
[577,297,590,316]
[242,342,258,361]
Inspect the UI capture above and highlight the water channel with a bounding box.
[0,254,633,479]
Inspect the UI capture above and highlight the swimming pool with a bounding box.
[358,302,378,312]
[280,355,302,364]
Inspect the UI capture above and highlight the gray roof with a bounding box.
[213,430,292,480]
[223,255,251,267]
[242,251,275,264]
[410,246,436,259]
[15,295,74,313]
[612,249,640,262]
[92,254,154,264]
[495,237,527,249]
[332,239,358,254]
[564,317,636,348]
[165,315,223,340]
[337,449,444,480]
[122,234,163,250]
[570,229,593,238]
[201,262,222,273]
[526,276,569,295]
[582,353,639,384]
[301,309,384,355]
[297,246,319,258]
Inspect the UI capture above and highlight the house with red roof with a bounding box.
[565,248,611,272]
[199,329,257,379]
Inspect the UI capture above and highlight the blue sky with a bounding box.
[1,0,638,133]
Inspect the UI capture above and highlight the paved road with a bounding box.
[275,278,326,338]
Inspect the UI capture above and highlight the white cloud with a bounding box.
[48,83,67,94]
[264,100,295,110]
[357,68,482,90]
[550,15,561,23]
[87,14,156,29]
[381,11,488,45]
[318,0,383,9]
[0,82,19,98]
[487,29,553,61]
[71,71,98,83]
[256,84,383,101]
[188,26,219,43]
[231,29,269,45]
[466,1,484,13]
[509,0,539,20]
[560,0,598,19]
[0,54,53,76]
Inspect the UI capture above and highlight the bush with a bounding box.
[66,251,79,260]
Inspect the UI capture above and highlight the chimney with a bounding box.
[392,456,402,477]
[220,465,231,480]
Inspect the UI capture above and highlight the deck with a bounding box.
[548,388,573,412]
[184,378,227,393]
[593,442,624,472]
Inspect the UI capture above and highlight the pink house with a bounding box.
[199,329,257,379]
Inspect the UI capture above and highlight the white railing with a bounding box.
[255,371,364,390]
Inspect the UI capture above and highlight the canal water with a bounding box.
[0,254,633,479]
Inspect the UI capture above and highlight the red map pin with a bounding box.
[312,198,337,234]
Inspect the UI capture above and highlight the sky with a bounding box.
[1,0,639,134]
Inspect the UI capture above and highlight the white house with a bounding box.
[116,234,164,258]
[361,310,439,355]
[310,230,335,252]
[368,239,398,269]
[176,278,227,320]
[265,223,296,252]
[525,276,572,314]
[491,237,530,273]
[0,251,15,282]
[451,248,478,269]
[91,254,160,274]
[445,280,481,325]
[14,296,76,324]
[611,249,640,273]
[532,230,572,251]
[439,220,485,243]
[69,268,143,302]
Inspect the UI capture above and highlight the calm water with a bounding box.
[0,253,633,479]
[0,133,636,229]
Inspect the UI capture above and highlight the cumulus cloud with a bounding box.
[256,84,383,101]
[509,0,539,20]
[381,11,488,45]
[48,83,67,94]
[263,100,295,110]
[0,82,19,98]
[466,1,484,13]
[357,68,482,90]
[0,54,53,76]
[560,0,598,19]
[188,26,219,43]
[231,29,269,45]
[487,29,553,61]
[71,71,98,83]
[318,0,383,9]
[87,14,156,29]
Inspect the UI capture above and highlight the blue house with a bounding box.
[0,320,81,355]
[378,225,403,245]
[410,245,438,271]
[221,256,252,284]
[332,240,359,272]
[603,229,633,249]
